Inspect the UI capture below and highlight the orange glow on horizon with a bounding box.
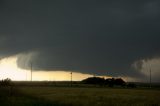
[0,56,92,81]
[0,56,137,82]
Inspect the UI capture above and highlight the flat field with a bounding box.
[1,86,160,106]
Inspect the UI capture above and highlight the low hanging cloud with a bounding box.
[0,0,160,81]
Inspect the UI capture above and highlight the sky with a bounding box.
[0,0,160,82]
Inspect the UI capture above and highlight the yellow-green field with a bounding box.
[20,87,160,106]
[1,86,160,106]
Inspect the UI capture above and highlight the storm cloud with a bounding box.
[0,0,160,80]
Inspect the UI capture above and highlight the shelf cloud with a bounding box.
[0,0,160,81]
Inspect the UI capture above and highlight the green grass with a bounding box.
[18,87,160,106]
[1,85,160,106]
[0,87,54,106]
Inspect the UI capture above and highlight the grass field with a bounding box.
[1,86,159,106]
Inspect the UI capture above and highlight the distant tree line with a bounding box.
[0,78,12,86]
[82,77,136,88]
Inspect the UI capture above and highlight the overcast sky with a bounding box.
[0,0,160,81]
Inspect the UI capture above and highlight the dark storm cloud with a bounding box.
[0,0,160,79]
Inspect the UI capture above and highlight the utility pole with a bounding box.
[71,72,72,87]
[31,62,32,81]
[26,70,27,81]
[93,74,96,77]
[150,68,151,88]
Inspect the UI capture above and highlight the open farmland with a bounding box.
[20,87,160,106]
[2,86,159,106]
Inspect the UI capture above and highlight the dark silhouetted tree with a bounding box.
[82,77,105,85]
[114,78,126,87]
[105,78,115,87]
[0,78,12,86]
[82,77,126,87]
